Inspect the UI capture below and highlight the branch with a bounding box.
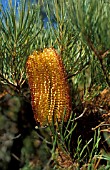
[66,62,89,79]
[71,107,87,121]
[100,50,110,59]
[92,122,110,131]
[86,37,110,86]
[0,73,17,90]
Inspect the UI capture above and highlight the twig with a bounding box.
[1,134,21,142]
[101,134,110,145]
[66,63,89,79]
[42,158,52,170]
[0,90,8,99]
[94,156,101,170]
[71,107,87,121]
[0,73,17,89]
[91,122,110,130]
[35,127,52,145]
[101,50,110,58]
[98,58,110,86]
[35,125,48,129]
[12,134,21,140]
[100,129,110,132]
[11,153,21,162]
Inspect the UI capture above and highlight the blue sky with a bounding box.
[1,0,38,8]
[1,0,8,8]
[1,0,20,9]
[0,0,56,28]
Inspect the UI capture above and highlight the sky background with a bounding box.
[1,0,20,8]
[1,0,39,8]
[0,0,56,28]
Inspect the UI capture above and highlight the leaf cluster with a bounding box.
[0,0,110,92]
[0,0,42,90]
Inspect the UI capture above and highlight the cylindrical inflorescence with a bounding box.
[26,48,71,126]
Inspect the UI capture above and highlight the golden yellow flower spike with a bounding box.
[26,48,71,126]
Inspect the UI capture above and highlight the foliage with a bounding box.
[0,0,42,90]
[48,114,102,169]
[0,0,110,170]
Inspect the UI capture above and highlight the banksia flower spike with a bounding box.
[26,48,71,126]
